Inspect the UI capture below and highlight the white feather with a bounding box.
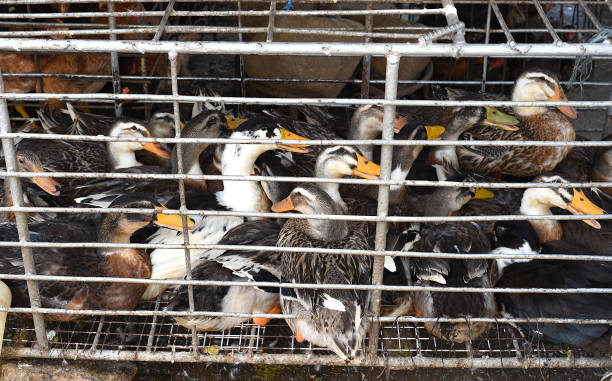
[321,293,346,312]
[384,256,397,272]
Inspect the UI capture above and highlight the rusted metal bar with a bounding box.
[0,72,48,351]
[168,50,199,359]
[152,0,176,41]
[368,54,400,362]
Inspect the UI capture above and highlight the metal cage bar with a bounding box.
[0,0,611,370]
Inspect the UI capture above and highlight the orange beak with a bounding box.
[224,116,248,130]
[352,153,380,180]
[143,142,171,159]
[277,128,310,153]
[31,176,61,196]
[271,195,295,212]
[548,86,577,119]
[153,206,195,231]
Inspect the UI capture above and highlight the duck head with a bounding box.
[98,194,193,245]
[271,184,348,242]
[147,112,176,139]
[425,172,494,217]
[15,150,61,196]
[523,173,605,230]
[107,121,171,169]
[512,71,577,119]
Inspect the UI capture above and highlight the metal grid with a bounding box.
[0,0,611,370]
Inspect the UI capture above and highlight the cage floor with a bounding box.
[1,290,607,368]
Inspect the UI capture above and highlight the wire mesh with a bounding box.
[0,0,611,370]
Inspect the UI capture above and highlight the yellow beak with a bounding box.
[473,188,495,199]
[352,153,380,179]
[548,86,577,119]
[565,189,605,229]
[153,206,195,231]
[277,128,311,153]
[224,116,248,130]
[271,195,295,213]
[424,125,446,140]
[482,106,520,131]
[31,176,61,196]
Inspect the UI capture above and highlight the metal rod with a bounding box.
[360,1,373,99]
[480,0,493,92]
[168,50,199,359]
[532,0,563,45]
[0,0,606,4]
[0,71,48,351]
[368,54,400,361]
[152,0,176,41]
[3,39,612,57]
[577,0,603,31]
[4,347,612,368]
[108,2,122,117]
[237,0,246,99]
[266,0,277,42]
[489,0,516,47]
[441,0,466,44]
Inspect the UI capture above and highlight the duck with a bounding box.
[16,120,170,191]
[456,70,578,177]
[140,118,310,300]
[490,220,612,352]
[593,133,612,196]
[1,149,62,222]
[425,105,519,180]
[398,174,497,343]
[273,183,371,362]
[39,104,178,142]
[517,173,608,253]
[166,220,282,331]
[0,194,187,321]
[164,144,381,330]
[69,111,230,205]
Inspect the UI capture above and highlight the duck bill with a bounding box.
[224,116,248,130]
[277,128,311,153]
[143,142,171,159]
[424,125,446,140]
[153,206,195,231]
[271,196,295,212]
[548,87,577,119]
[473,187,494,199]
[565,189,605,229]
[394,116,408,133]
[31,176,61,196]
[352,153,380,179]
[482,106,520,131]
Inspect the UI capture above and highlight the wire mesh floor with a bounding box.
[2,290,609,368]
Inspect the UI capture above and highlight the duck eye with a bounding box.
[17,158,24,164]
[130,126,138,131]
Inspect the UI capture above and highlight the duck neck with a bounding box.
[97,214,138,247]
[172,143,207,175]
[107,142,141,170]
[348,116,380,161]
[216,143,273,213]
[520,188,563,243]
[301,217,349,242]
[315,164,348,213]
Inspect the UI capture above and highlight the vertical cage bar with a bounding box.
[108,1,122,117]
[367,54,400,362]
[237,0,247,99]
[0,72,48,351]
[168,50,199,358]
[266,0,278,43]
[360,1,373,99]
[480,0,493,92]
[441,0,465,44]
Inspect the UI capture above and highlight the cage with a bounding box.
[0,0,610,372]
